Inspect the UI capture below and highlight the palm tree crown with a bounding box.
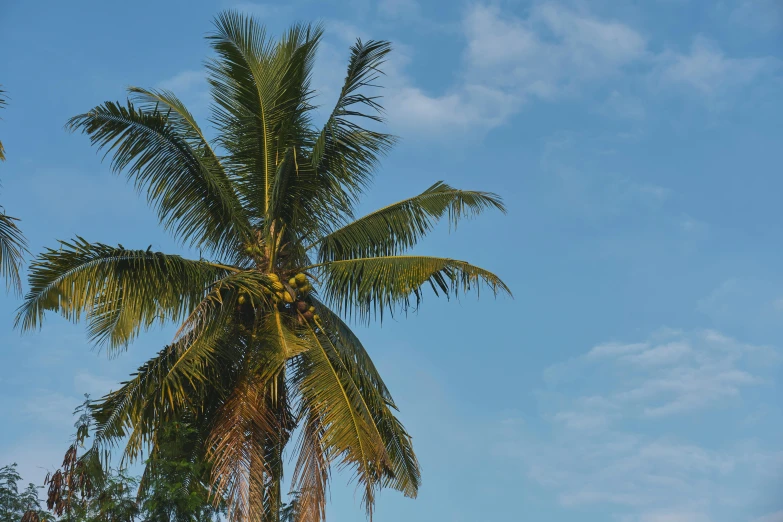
[19,12,510,522]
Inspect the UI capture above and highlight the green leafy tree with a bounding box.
[0,464,48,522]
[1,463,24,522]
[19,11,510,522]
[0,86,28,294]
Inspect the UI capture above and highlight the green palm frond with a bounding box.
[0,213,27,294]
[293,321,390,517]
[17,238,234,350]
[315,181,506,261]
[67,100,250,258]
[309,39,396,221]
[313,255,511,321]
[310,308,420,498]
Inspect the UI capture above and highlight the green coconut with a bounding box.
[294,273,307,285]
[244,245,254,255]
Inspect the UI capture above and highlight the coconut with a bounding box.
[271,281,284,291]
[283,292,294,303]
[303,311,314,320]
[296,301,308,312]
[299,283,312,294]
[294,273,307,285]
[289,277,298,287]
[268,273,280,283]
[244,245,254,255]
[238,295,246,305]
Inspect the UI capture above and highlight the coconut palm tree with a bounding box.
[0,86,28,294]
[18,12,510,522]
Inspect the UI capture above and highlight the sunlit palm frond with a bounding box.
[293,321,390,517]
[313,255,511,321]
[315,181,506,261]
[308,39,396,225]
[0,213,27,294]
[207,12,321,225]
[310,307,419,498]
[17,238,234,350]
[67,100,249,257]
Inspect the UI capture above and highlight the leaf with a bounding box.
[313,255,512,322]
[315,181,506,261]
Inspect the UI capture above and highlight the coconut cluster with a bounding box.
[257,272,319,323]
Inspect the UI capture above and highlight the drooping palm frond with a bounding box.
[293,321,391,517]
[0,213,27,294]
[67,100,250,258]
[313,255,512,321]
[16,238,235,350]
[315,181,506,261]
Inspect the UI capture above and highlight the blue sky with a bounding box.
[1,0,782,521]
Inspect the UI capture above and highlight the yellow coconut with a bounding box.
[268,273,280,283]
[271,281,284,291]
[294,273,307,285]
[289,277,298,287]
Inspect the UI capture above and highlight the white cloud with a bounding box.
[655,36,778,98]
[157,3,780,138]
[498,328,782,521]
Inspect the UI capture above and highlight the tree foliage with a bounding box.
[21,11,510,522]
[0,86,28,294]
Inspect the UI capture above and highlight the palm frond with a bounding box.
[90,327,242,461]
[17,238,234,351]
[67,99,250,258]
[314,181,506,261]
[309,302,419,497]
[292,320,391,517]
[0,213,27,294]
[290,405,329,522]
[308,39,396,219]
[207,12,322,225]
[312,255,511,321]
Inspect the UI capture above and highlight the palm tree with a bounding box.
[0,86,28,294]
[19,12,510,522]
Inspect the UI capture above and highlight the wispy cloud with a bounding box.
[501,328,782,520]
[654,35,779,99]
[160,2,780,138]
